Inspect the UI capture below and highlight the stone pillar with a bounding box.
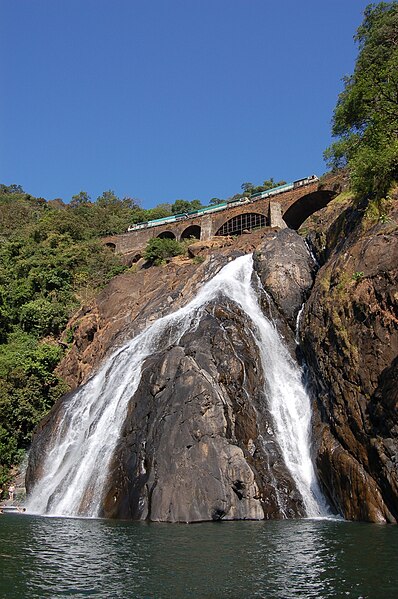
[269,202,287,229]
[200,215,213,240]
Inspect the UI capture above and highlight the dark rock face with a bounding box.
[300,194,398,522]
[253,228,316,329]
[100,301,304,521]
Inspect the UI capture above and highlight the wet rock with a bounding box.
[253,228,316,329]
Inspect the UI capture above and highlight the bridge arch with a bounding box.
[283,190,336,230]
[180,224,201,241]
[157,231,176,239]
[215,212,267,237]
[104,242,116,252]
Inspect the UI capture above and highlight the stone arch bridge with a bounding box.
[103,177,339,261]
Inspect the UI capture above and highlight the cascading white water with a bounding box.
[27,254,327,518]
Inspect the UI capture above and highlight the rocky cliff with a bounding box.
[26,191,398,523]
[300,190,398,523]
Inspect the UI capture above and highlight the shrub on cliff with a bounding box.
[144,237,185,265]
[325,2,398,199]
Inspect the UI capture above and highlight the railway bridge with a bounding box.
[103,177,339,261]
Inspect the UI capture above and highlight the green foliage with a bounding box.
[261,178,286,190]
[146,203,172,220]
[20,299,68,337]
[0,425,21,487]
[192,255,205,264]
[0,230,125,340]
[0,190,47,237]
[241,182,254,193]
[91,191,143,235]
[171,199,191,214]
[0,183,25,194]
[69,190,91,207]
[189,199,203,211]
[241,178,287,196]
[352,271,364,282]
[325,2,398,198]
[144,237,185,265]
[0,331,69,487]
[64,324,77,344]
[171,199,203,214]
[363,195,393,225]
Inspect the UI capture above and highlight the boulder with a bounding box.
[253,228,316,329]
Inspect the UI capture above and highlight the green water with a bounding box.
[1,515,397,598]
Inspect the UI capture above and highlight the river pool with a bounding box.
[1,515,397,598]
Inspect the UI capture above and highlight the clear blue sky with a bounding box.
[1,0,375,208]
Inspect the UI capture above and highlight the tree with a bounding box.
[20,299,68,337]
[171,199,203,214]
[70,191,91,207]
[120,196,141,211]
[92,191,143,235]
[96,190,119,206]
[209,197,223,205]
[144,237,185,265]
[171,199,192,214]
[146,203,172,220]
[241,178,286,196]
[262,178,286,190]
[324,2,398,198]
[190,199,203,211]
[241,182,254,193]
[0,184,24,194]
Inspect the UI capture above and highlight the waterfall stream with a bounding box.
[27,254,328,519]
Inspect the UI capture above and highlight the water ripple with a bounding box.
[1,516,397,599]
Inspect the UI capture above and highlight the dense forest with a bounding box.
[1,2,397,490]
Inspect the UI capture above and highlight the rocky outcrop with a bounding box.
[90,300,305,521]
[253,228,316,329]
[300,191,398,522]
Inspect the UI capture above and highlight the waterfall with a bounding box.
[26,254,327,519]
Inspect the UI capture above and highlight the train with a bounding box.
[127,175,318,232]
[249,174,319,201]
